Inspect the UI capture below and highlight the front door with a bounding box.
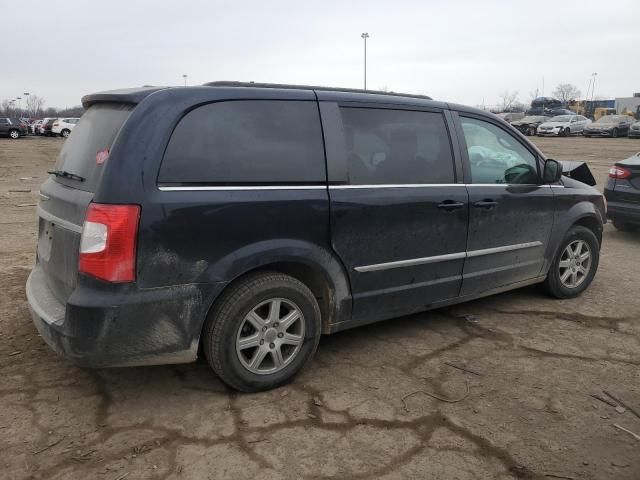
[324,104,469,323]
[456,114,555,296]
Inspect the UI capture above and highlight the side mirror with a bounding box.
[543,159,563,183]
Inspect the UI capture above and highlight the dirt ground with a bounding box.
[1,135,639,480]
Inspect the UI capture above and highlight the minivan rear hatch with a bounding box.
[37,103,133,303]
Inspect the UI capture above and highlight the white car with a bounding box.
[537,114,591,137]
[37,117,55,135]
[51,118,80,138]
[30,119,43,134]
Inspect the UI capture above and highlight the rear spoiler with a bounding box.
[559,161,596,186]
[82,86,169,108]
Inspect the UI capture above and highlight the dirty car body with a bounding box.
[26,83,607,391]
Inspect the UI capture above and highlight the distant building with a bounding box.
[615,93,640,115]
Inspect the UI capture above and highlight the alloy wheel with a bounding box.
[558,240,592,288]
[9,130,19,139]
[235,298,305,375]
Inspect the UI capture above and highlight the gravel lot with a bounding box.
[1,135,639,480]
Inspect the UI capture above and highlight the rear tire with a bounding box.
[563,127,570,137]
[61,129,70,138]
[527,127,536,136]
[8,129,20,139]
[543,225,600,299]
[202,271,321,392]
[612,128,619,138]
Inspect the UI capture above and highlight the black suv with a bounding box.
[27,82,606,392]
[0,117,28,139]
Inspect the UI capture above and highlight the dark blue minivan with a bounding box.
[27,82,606,391]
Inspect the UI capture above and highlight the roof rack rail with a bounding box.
[203,81,432,101]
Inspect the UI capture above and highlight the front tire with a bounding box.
[543,225,599,299]
[61,129,70,138]
[202,271,321,392]
[612,128,619,138]
[8,129,20,139]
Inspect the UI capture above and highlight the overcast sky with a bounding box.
[2,0,639,109]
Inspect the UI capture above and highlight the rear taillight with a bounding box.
[79,203,140,282]
[609,166,631,179]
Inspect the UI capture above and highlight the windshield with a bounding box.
[549,115,572,122]
[53,103,133,192]
[596,115,622,124]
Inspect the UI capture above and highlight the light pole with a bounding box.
[23,93,30,117]
[361,33,369,90]
[16,97,22,118]
[182,74,188,87]
[590,72,597,102]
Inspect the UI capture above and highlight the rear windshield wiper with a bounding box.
[47,169,85,182]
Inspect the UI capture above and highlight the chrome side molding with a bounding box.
[354,241,543,273]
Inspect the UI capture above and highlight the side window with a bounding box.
[159,100,325,184]
[0,119,7,125]
[339,107,455,185]
[460,117,539,185]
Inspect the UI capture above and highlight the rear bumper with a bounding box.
[605,199,640,224]
[26,264,224,367]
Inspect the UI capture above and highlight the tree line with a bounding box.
[0,95,84,119]
[496,83,583,112]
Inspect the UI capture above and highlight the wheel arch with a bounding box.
[572,214,603,246]
[199,242,353,342]
[543,200,604,275]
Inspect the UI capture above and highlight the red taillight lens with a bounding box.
[609,166,631,179]
[79,203,140,282]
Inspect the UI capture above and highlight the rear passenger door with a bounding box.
[455,113,555,296]
[321,101,469,323]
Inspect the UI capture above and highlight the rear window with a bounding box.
[158,100,325,185]
[340,107,455,185]
[53,103,133,192]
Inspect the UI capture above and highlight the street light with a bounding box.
[590,72,597,102]
[361,32,369,90]
[182,74,188,87]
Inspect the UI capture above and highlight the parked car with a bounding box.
[511,115,550,136]
[583,115,634,137]
[0,117,28,139]
[51,118,80,138]
[526,107,575,117]
[37,118,53,135]
[30,120,43,135]
[40,118,57,136]
[537,115,591,136]
[27,82,606,392]
[604,152,640,231]
[496,112,525,123]
[629,121,640,139]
